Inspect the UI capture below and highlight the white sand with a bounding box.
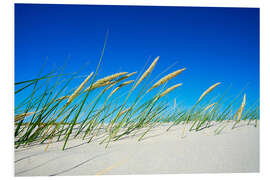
[15,121,259,176]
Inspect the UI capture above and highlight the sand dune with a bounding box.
[15,121,259,176]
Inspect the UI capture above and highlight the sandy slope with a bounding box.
[15,121,259,176]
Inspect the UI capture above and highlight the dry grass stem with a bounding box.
[181,123,186,138]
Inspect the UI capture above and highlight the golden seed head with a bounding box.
[203,103,216,112]
[106,82,117,90]
[55,95,70,102]
[234,94,246,121]
[126,72,137,78]
[198,82,221,102]
[15,112,35,122]
[159,83,182,98]
[134,56,159,89]
[83,72,127,92]
[107,80,134,100]
[120,108,129,116]
[107,87,120,99]
[84,81,114,92]
[67,72,93,103]
[95,72,128,84]
[147,68,186,93]
[118,80,134,87]
[241,94,246,109]
[116,72,137,82]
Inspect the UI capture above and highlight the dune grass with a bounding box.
[14,48,259,150]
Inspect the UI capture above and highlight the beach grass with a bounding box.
[14,51,259,150]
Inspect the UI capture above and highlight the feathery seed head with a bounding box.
[203,103,217,112]
[67,72,93,103]
[241,94,246,109]
[95,72,128,84]
[107,87,120,100]
[116,72,137,82]
[15,112,36,122]
[84,72,127,92]
[55,95,70,102]
[198,82,221,102]
[147,68,186,93]
[84,80,114,92]
[118,80,134,87]
[159,83,182,98]
[107,80,134,100]
[235,94,246,121]
[134,56,159,89]
[120,108,130,116]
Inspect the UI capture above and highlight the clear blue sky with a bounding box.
[15,4,259,109]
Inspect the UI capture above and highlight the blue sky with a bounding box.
[15,4,259,109]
